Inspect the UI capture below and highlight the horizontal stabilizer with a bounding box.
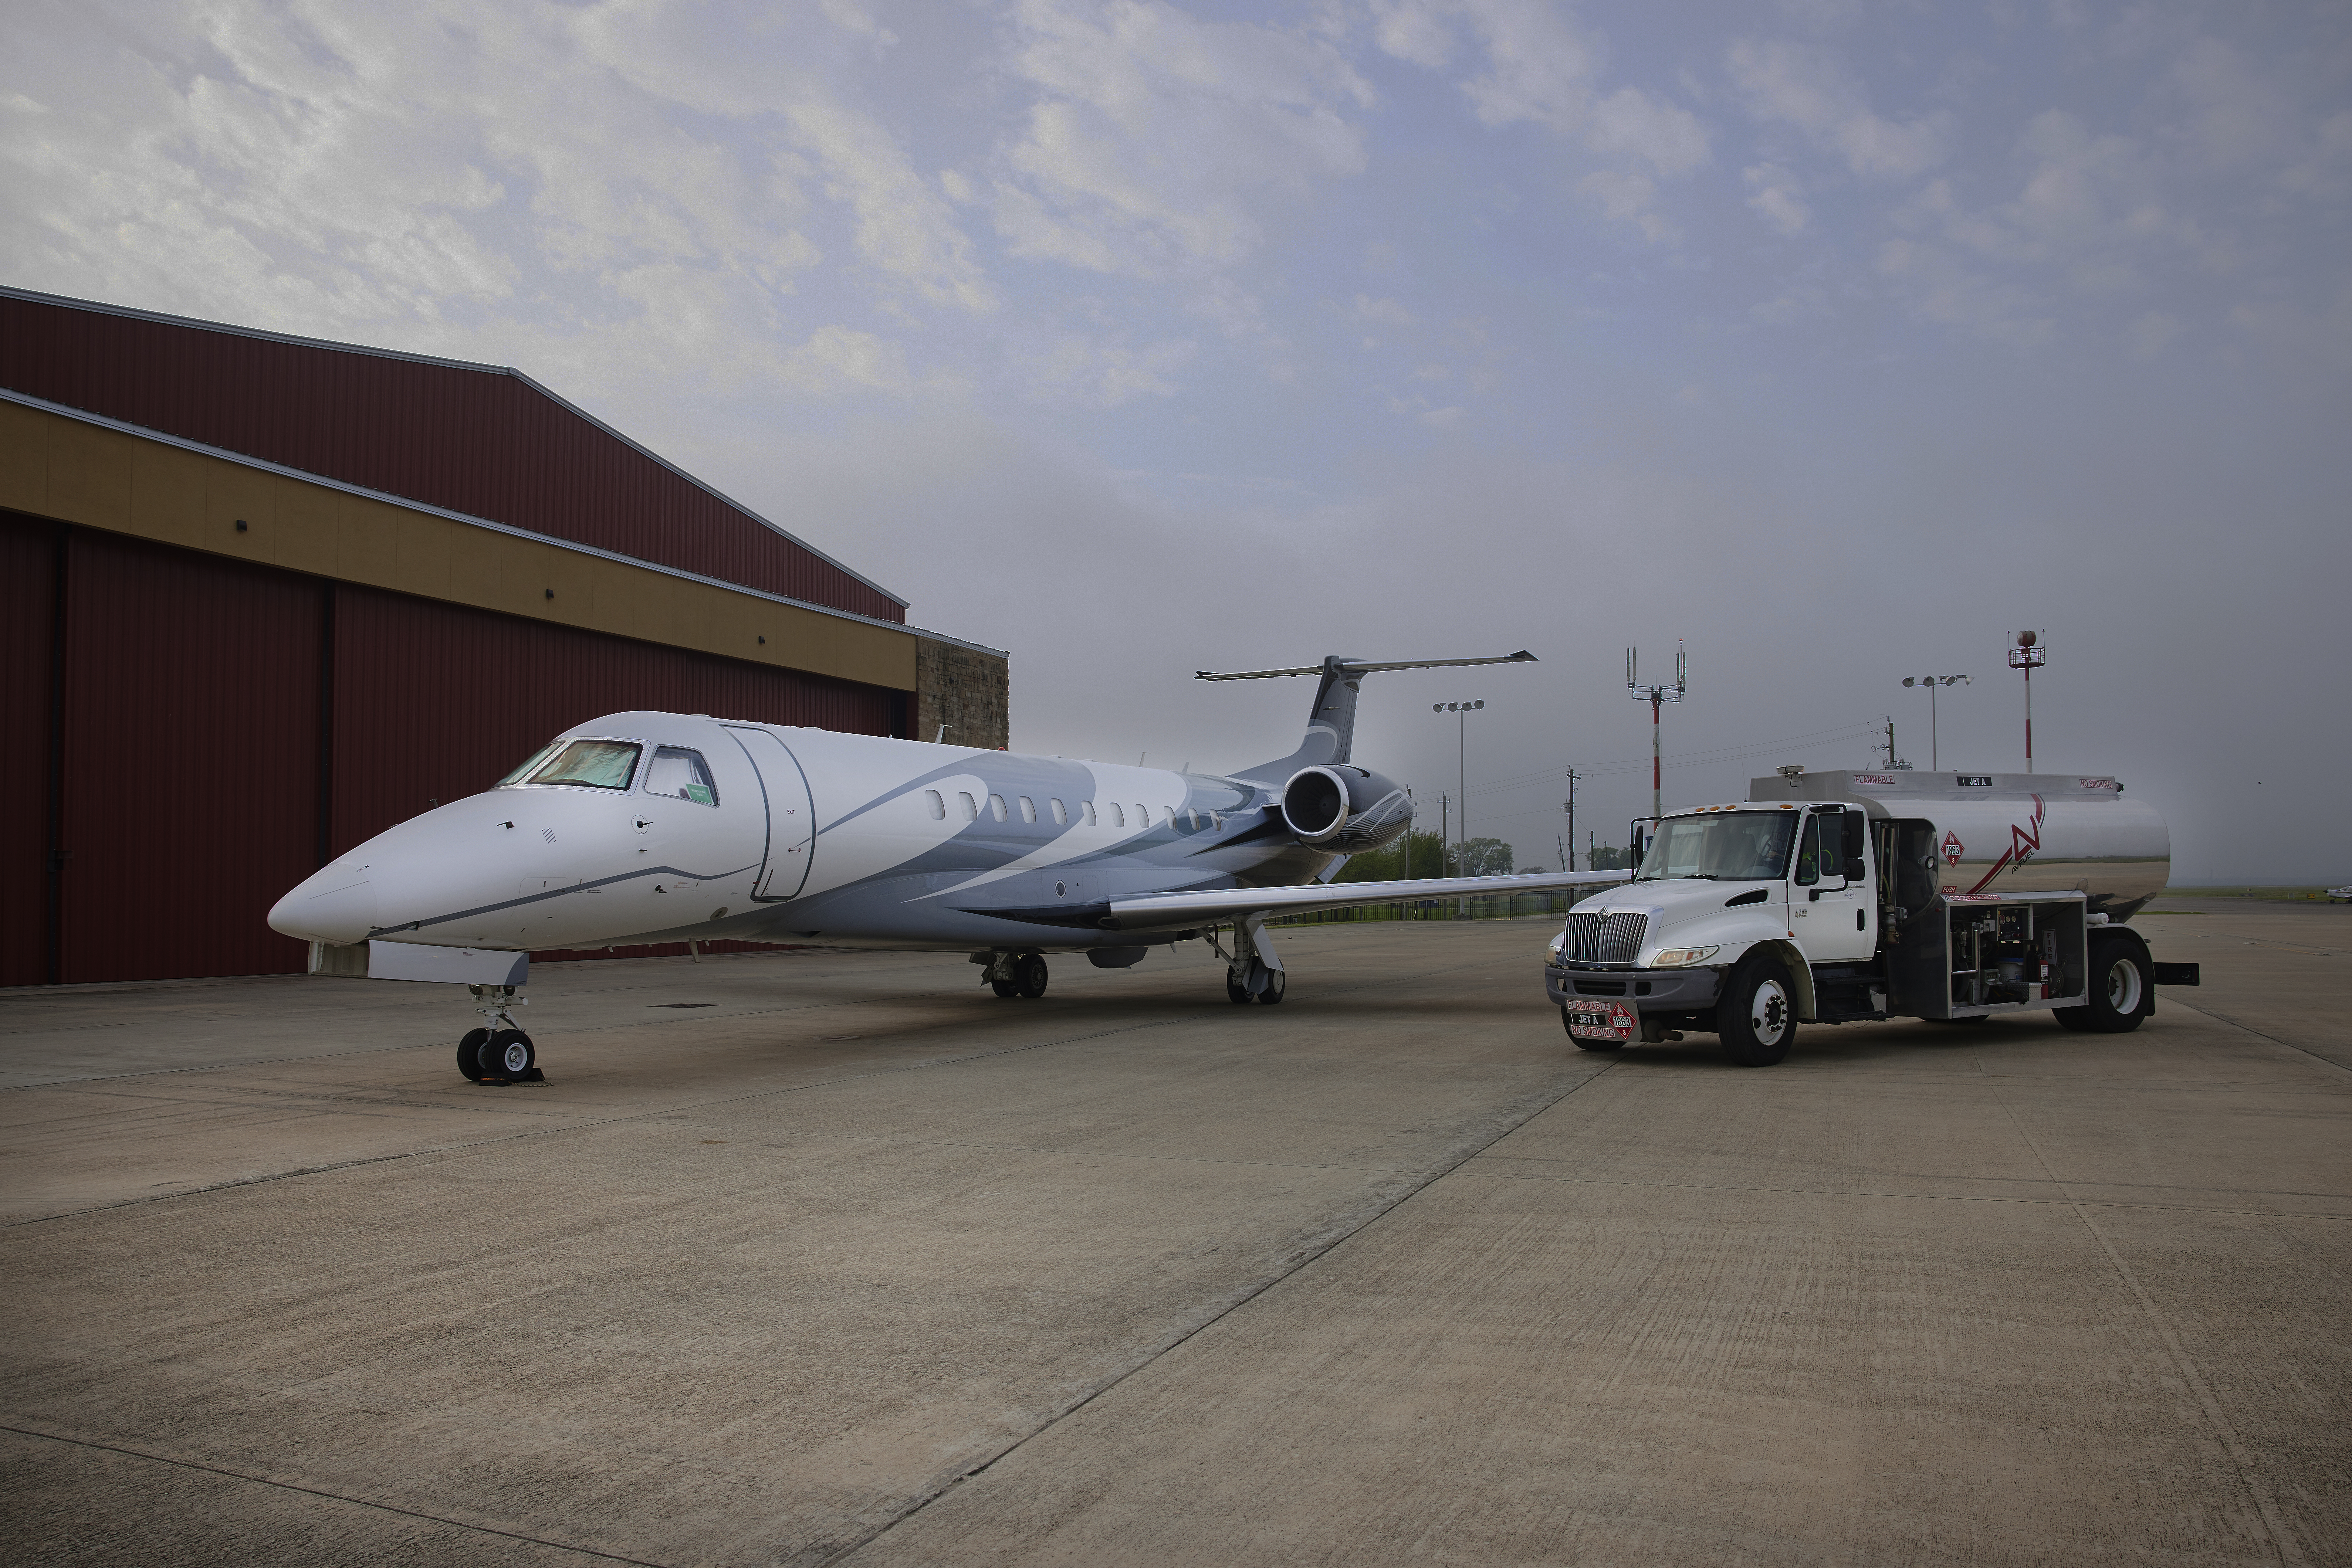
[1105,867,1631,930]
[1196,651,1536,682]
[1211,651,1539,777]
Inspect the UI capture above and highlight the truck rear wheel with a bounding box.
[2059,931,2152,1034]
[1720,953,1795,1068]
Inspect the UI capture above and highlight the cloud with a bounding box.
[1742,161,1808,235]
[989,0,1373,279]
[1355,294,1417,326]
[1009,327,1196,407]
[2125,311,2182,360]
[1371,0,1708,237]
[1876,236,2052,347]
[1725,37,1949,179]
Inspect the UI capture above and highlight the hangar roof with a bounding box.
[0,285,906,622]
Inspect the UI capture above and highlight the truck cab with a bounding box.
[1543,770,2194,1066]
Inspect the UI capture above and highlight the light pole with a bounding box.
[1900,674,1970,771]
[2007,631,2046,773]
[1626,643,1686,823]
[1433,699,1483,909]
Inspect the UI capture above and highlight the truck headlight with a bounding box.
[1649,946,1718,967]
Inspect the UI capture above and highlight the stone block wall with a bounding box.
[915,638,1009,750]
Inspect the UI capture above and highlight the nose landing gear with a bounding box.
[458,985,543,1082]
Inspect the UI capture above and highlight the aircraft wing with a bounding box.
[1105,868,1634,929]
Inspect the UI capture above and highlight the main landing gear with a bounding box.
[1209,919,1286,1005]
[456,984,542,1083]
[979,951,1050,999]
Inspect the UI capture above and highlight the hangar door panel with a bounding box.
[726,727,816,902]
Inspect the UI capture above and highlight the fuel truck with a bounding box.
[1542,769,2199,1067]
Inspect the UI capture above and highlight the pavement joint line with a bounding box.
[0,1422,669,1567]
[812,1054,1627,1568]
[0,1019,1179,1231]
[1442,1166,2352,1218]
[1466,1154,2352,1203]
[2159,996,2352,1077]
[1984,1076,2312,1568]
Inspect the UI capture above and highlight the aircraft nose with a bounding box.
[269,872,379,945]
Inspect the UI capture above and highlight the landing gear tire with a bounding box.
[1720,954,1796,1068]
[1226,978,1253,1005]
[1561,1005,1623,1051]
[458,1028,489,1081]
[2058,933,2150,1034]
[484,1030,535,1079]
[991,977,1018,999]
[1012,953,1049,999]
[1255,970,1286,1005]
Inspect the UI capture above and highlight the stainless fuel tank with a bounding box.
[1749,769,2170,919]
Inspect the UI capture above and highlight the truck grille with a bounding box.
[1560,912,1647,964]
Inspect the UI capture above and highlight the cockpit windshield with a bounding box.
[496,740,564,787]
[1636,812,1795,882]
[522,739,643,791]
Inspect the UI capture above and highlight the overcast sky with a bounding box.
[6,0,2347,882]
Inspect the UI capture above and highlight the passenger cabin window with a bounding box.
[1050,798,1067,825]
[1081,801,1096,826]
[1109,803,1124,828]
[1137,805,1150,827]
[924,790,945,820]
[1019,796,1036,823]
[643,747,718,805]
[529,739,642,791]
[958,791,978,821]
[1160,807,1174,826]
[989,794,1008,822]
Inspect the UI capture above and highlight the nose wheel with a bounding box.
[460,986,544,1083]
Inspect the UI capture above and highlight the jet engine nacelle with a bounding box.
[1280,765,1412,852]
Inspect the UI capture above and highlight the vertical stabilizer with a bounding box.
[1241,656,1363,778]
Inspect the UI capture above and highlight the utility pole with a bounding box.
[1626,643,1686,823]
[1438,793,1450,874]
[2008,631,2046,772]
[1561,767,1580,870]
[1556,834,1567,872]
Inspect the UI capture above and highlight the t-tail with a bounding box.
[1199,651,1537,780]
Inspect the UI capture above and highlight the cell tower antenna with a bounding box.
[1626,641,1686,822]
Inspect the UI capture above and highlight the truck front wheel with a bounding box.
[2057,931,2152,1034]
[1720,954,1796,1068]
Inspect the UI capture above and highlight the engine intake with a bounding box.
[1280,766,1412,853]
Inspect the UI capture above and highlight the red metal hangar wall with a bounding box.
[1,287,1008,988]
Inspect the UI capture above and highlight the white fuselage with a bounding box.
[270,711,1332,957]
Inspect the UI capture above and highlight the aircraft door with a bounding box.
[725,726,817,901]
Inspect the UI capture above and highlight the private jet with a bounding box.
[270,653,1629,1080]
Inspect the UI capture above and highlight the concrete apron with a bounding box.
[1,906,2346,1566]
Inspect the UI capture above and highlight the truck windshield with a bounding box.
[1636,813,1795,882]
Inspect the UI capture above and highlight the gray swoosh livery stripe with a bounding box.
[371,861,762,940]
